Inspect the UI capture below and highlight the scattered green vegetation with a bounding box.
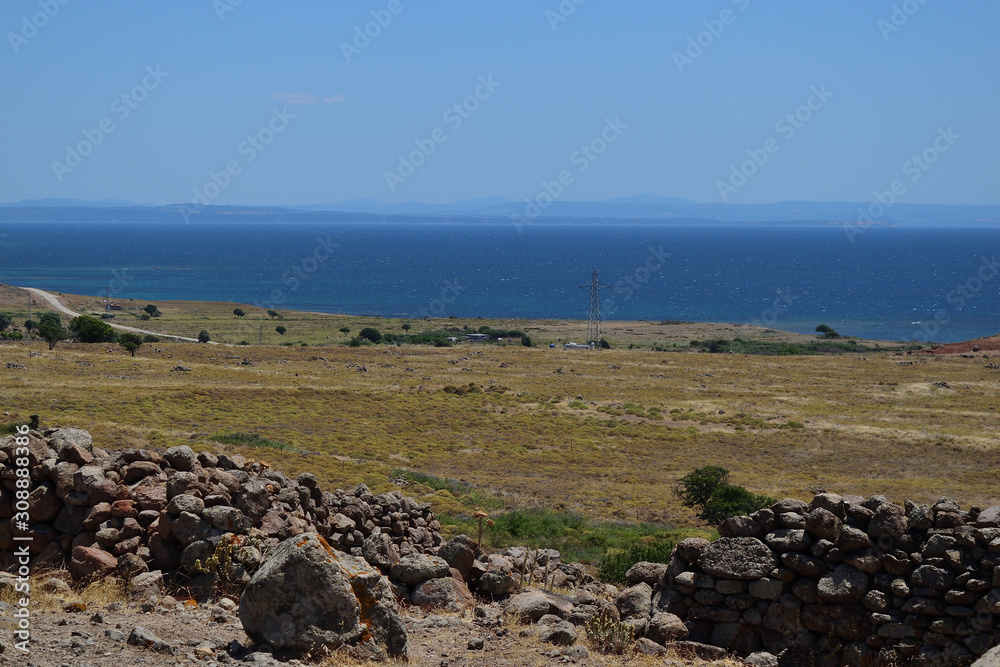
[441,505,702,566]
[209,431,298,452]
[675,466,775,526]
[689,337,917,355]
[598,538,680,585]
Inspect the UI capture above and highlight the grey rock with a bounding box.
[239,532,408,658]
[615,582,652,620]
[765,528,811,552]
[164,445,196,471]
[625,561,667,585]
[201,505,251,534]
[701,536,777,579]
[817,564,869,603]
[509,590,553,622]
[166,494,205,515]
[972,643,1000,667]
[362,532,400,572]
[646,611,689,645]
[49,428,94,453]
[127,625,175,654]
[675,537,710,563]
[539,620,577,645]
[749,577,785,601]
[389,553,450,585]
[745,651,779,667]
[438,534,476,580]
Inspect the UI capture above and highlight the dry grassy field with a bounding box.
[1,284,998,531]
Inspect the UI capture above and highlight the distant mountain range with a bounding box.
[1,194,998,226]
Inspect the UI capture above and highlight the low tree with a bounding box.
[23,319,35,331]
[359,327,382,343]
[275,326,286,335]
[267,309,280,319]
[143,304,161,317]
[69,315,115,343]
[233,308,246,319]
[119,332,143,357]
[521,335,533,347]
[0,313,11,331]
[37,319,66,350]
[674,466,775,526]
[401,323,411,332]
[198,330,211,343]
[815,324,839,338]
[339,326,351,335]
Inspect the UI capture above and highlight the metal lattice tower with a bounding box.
[580,271,609,347]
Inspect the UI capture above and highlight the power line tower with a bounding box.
[580,271,609,347]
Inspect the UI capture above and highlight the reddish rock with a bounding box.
[133,484,167,512]
[111,499,138,519]
[88,479,125,505]
[70,546,118,582]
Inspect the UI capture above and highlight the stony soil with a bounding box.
[1,593,734,667]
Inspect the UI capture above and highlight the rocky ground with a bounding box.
[1,587,740,667]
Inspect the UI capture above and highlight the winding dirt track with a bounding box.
[23,286,208,343]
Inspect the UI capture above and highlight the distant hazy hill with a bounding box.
[0,195,997,226]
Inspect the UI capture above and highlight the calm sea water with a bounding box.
[1,222,998,343]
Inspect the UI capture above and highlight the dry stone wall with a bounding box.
[0,427,442,581]
[633,493,1000,667]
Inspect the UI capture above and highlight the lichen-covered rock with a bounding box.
[700,537,777,580]
[646,611,689,645]
[817,564,869,603]
[239,533,408,658]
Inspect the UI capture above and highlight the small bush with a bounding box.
[209,432,298,452]
[584,610,633,654]
[598,538,678,585]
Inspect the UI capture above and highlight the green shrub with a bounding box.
[675,466,775,526]
[209,431,298,452]
[598,538,679,585]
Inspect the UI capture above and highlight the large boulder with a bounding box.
[70,546,118,582]
[239,533,408,658]
[700,537,777,580]
[389,553,450,585]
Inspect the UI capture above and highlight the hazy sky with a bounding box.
[3,1,998,206]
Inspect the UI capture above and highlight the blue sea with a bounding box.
[1,221,998,343]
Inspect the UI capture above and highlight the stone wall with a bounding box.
[628,493,1000,667]
[0,427,442,580]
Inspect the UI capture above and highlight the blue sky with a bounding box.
[2,0,998,206]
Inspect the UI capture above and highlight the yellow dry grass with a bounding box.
[1,284,997,528]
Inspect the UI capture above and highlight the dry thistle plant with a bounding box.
[472,509,494,548]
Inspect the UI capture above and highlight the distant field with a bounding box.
[1,283,997,533]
